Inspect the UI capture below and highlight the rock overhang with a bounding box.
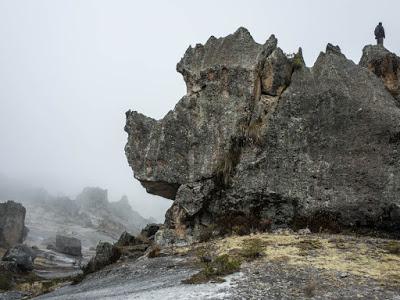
[124,27,400,238]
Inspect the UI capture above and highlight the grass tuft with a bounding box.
[182,254,241,284]
[240,238,264,260]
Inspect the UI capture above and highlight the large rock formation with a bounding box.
[0,201,27,248]
[125,28,400,241]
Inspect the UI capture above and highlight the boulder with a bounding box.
[83,242,121,274]
[0,201,27,248]
[55,235,82,257]
[140,224,161,239]
[115,231,141,247]
[2,244,37,272]
[125,28,400,242]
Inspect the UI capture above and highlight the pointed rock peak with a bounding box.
[264,34,278,49]
[234,26,252,37]
[326,43,342,55]
[293,47,306,69]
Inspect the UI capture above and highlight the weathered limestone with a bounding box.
[360,45,400,101]
[125,28,400,242]
[0,201,27,248]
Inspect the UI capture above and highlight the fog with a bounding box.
[0,0,399,221]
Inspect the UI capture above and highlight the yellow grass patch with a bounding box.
[212,233,400,286]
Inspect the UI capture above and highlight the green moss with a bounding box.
[292,53,304,70]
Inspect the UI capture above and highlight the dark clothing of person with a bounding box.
[375,24,385,45]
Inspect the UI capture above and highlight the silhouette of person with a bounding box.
[374,22,385,46]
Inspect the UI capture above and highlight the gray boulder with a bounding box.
[0,201,27,248]
[84,242,121,274]
[125,28,400,241]
[2,244,36,272]
[55,235,82,257]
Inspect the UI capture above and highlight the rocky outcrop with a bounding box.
[2,244,37,272]
[115,231,150,260]
[55,235,82,257]
[125,28,400,242]
[360,45,400,101]
[0,201,27,248]
[83,242,121,275]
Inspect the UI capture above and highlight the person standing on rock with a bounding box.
[374,22,385,46]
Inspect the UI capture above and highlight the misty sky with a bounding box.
[0,0,399,221]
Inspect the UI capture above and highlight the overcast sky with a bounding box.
[0,0,399,221]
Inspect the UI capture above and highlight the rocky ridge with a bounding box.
[125,28,400,243]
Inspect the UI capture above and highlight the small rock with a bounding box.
[297,228,311,235]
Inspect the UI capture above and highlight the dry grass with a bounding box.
[147,245,161,258]
[213,232,400,286]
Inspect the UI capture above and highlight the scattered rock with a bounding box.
[2,244,37,272]
[0,201,27,248]
[55,235,82,257]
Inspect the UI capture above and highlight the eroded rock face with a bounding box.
[360,45,400,101]
[125,28,400,241]
[0,201,27,248]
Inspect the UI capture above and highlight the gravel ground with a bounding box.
[230,260,400,299]
[33,254,400,300]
